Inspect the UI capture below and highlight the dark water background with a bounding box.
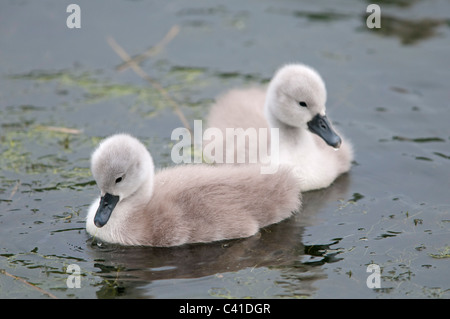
[0,0,449,298]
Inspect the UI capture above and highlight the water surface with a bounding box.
[0,0,449,298]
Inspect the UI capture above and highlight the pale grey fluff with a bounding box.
[205,63,354,191]
[86,134,301,247]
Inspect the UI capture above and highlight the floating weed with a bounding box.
[0,127,87,175]
[293,10,349,22]
[392,136,445,143]
[54,207,82,223]
[336,193,365,211]
[10,65,271,125]
[433,152,450,160]
[208,287,235,299]
[0,125,96,197]
[169,66,207,85]
[429,246,450,259]
[208,268,281,299]
[382,251,417,284]
[0,141,29,173]
[349,192,365,203]
[11,68,208,116]
[11,69,164,112]
[365,15,447,45]
[375,230,402,240]
[421,287,450,298]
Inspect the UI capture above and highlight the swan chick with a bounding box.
[86,134,301,246]
[206,63,353,191]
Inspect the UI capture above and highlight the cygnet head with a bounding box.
[265,64,342,148]
[90,134,154,228]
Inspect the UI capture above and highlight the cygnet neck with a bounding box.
[121,166,155,208]
[265,106,312,148]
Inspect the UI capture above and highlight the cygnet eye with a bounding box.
[299,101,308,107]
[115,176,123,184]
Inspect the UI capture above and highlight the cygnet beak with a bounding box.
[94,193,120,228]
[307,114,342,149]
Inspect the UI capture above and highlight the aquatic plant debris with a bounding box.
[116,25,180,72]
[107,33,192,133]
[0,269,58,299]
[392,136,445,143]
[429,246,450,259]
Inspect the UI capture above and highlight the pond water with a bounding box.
[0,0,449,299]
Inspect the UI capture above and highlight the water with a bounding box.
[0,0,449,299]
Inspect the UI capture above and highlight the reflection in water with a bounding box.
[268,7,349,23]
[364,0,421,8]
[291,11,348,22]
[391,136,445,143]
[364,14,447,45]
[86,173,351,298]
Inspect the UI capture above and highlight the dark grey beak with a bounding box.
[94,193,120,228]
[307,114,342,148]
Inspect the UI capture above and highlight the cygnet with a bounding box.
[206,63,353,191]
[86,134,301,246]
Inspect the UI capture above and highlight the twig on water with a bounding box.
[8,180,20,200]
[107,32,192,134]
[36,125,82,135]
[116,25,180,72]
[0,269,58,299]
